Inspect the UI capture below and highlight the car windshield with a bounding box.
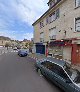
[64,65,80,83]
[20,49,27,52]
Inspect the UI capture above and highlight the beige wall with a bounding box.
[33,0,80,43]
[0,40,11,46]
[63,46,72,62]
[33,24,40,43]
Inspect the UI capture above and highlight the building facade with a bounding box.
[32,0,80,64]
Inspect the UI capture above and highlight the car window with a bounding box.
[41,61,69,80]
[41,61,51,68]
[55,66,69,80]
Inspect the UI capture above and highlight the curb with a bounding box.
[29,56,38,60]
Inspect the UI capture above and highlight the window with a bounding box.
[46,8,60,24]
[41,61,55,70]
[41,61,50,68]
[40,32,44,42]
[75,18,80,32]
[46,12,56,24]
[49,27,56,40]
[54,65,69,79]
[49,0,55,8]
[52,12,56,21]
[56,8,60,19]
[49,14,52,23]
[40,20,44,28]
[42,21,44,27]
[41,61,69,80]
[49,12,56,23]
[46,17,49,24]
[75,0,80,7]
[50,2,52,7]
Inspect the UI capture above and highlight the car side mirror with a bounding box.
[66,79,72,83]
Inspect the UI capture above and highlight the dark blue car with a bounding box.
[18,49,28,57]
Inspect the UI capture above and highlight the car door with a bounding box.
[54,66,75,92]
[40,61,61,85]
[40,60,56,78]
[42,62,60,84]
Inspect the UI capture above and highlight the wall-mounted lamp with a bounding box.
[59,30,61,32]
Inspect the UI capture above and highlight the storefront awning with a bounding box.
[49,39,72,47]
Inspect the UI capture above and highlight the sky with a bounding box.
[0,0,48,41]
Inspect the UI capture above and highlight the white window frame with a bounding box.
[75,17,80,32]
[75,0,80,7]
[74,18,76,32]
[56,8,60,19]
[49,27,56,40]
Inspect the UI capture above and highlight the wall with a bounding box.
[63,46,72,62]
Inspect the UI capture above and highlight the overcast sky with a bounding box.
[0,0,48,40]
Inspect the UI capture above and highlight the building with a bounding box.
[0,40,11,47]
[32,0,80,64]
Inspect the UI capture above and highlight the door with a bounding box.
[36,45,45,54]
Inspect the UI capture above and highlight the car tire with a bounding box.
[19,54,22,57]
[37,68,43,77]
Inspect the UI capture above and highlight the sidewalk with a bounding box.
[72,64,80,72]
[29,53,46,60]
[29,53,80,71]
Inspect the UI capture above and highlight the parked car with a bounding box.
[35,57,80,92]
[13,47,17,50]
[18,49,28,57]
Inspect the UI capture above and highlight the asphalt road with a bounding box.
[0,52,64,92]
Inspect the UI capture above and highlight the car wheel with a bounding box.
[19,54,22,57]
[37,68,43,76]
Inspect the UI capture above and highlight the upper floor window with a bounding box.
[49,27,56,40]
[48,0,61,8]
[40,32,44,42]
[46,17,49,24]
[49,12,56,23]
[49,0,55,8]
[56,8,60,19]
[40,20,44,28]
[75,17,80,32]
[46,8,60,25]
[75,0,80,7]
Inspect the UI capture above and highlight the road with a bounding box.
[0,52,64,92]
[0,47,14,55]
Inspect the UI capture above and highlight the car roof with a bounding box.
[44,57,66,67]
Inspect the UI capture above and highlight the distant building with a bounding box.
[0,40,11,47]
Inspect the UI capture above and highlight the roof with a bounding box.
[46,57,66,67]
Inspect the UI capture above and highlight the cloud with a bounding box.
[0,0,48,40]
[23,33,33,40]
[0,0,49,25]
[13,0,49,25]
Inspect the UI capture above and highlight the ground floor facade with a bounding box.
[48,38,80,65]
[33,38,80,65]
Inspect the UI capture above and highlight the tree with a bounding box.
[25,43,29,48]
[29,42,33,48]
